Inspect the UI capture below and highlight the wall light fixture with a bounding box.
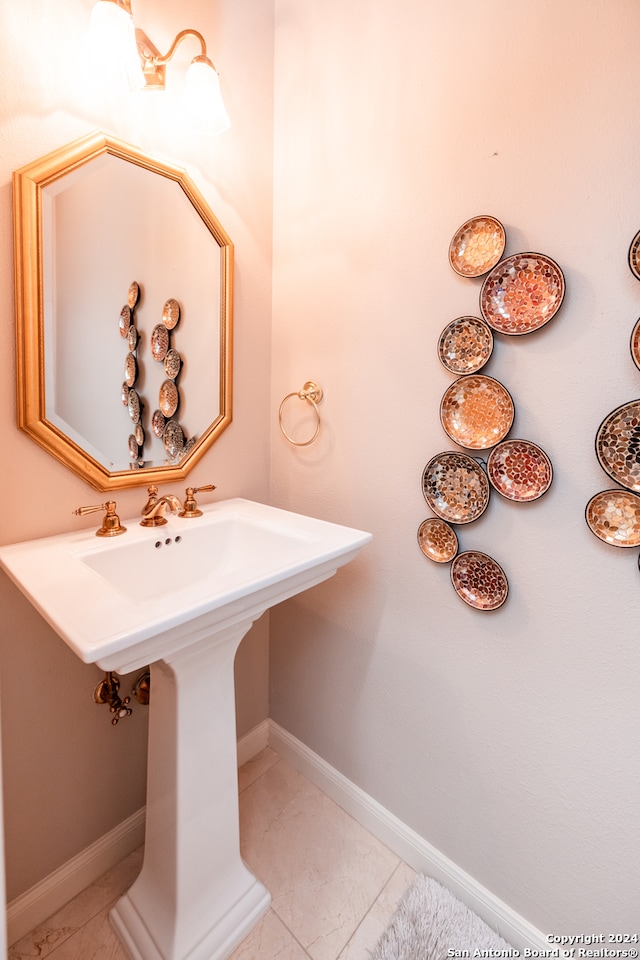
[88,0,231,134]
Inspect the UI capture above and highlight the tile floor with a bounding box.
[9,748,416,960]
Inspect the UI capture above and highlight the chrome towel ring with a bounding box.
[278,381,323,446]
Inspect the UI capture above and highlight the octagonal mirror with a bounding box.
[13,131,233,491]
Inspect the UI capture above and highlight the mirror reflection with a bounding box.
[15,132,233,490]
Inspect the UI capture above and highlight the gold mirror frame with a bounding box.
[13,131,233,491]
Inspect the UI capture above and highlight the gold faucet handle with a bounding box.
[179,484,216,518]
[73,501,127,537]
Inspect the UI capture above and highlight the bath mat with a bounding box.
[371,874,513,960]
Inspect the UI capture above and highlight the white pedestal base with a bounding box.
[110,620,270,960]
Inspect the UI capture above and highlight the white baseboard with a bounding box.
[6,720,271,947]
[7,719,547,953]
[6,806,145,946]
[236,718,270,767]
[268,720,548,953]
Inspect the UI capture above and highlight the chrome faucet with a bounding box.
[140,485,183,527]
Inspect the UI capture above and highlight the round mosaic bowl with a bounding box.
[128,281,140,309]
[163,298,181,330]
[417,518,459,563]
[629,229,640,282]
[480,252,565,335]
[422,451,490,525]
[437,316,494,376]
[450,550,508,611]
[486,439,553,502]
[586,489,640,548]
[448,216,506,278]
[119,305,132,339]
[595,399,640,492]
[159,379,179,418]
[630,318,640,372]
[440,375,514,450]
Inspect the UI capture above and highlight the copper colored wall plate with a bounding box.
[440,375,514,450]
[595,399,640,492]
[422,451,490,524]
[487,439,553,502]
[437,316,494,376]
[586,489,640,547]
[417,518,459,563]
[480,252,565,335]
[450,550,508,611]
[448,216,506,278]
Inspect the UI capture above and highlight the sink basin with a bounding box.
[0,497,371,674]
[0,498,371,960]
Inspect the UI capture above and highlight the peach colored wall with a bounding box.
[270,0,640,933]
[0,0,273,900]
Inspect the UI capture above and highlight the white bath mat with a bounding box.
[371,874,514,960]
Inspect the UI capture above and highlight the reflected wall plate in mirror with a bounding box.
[448,216,506,278]
[595,399,640,492]
[152,409,166,438]
[585,489,640,547]
[422,451,490,524]
[450,550,508,611]
[151,324,169,361]
[628,230,640,281]
[417,518,459,563]
[159,380,179,418]
[13,130,233,491]
[437,316,494,376]
[164,349,182,380]
[127,389,141,424]
[480,253,565,335]
[128,434,139,459]
[440,375,514,450]
[486,439,553,502]
[124,352,137,388]
[164,419,185,459]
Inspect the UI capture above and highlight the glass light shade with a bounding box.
[182,59,231,135]
[88,1,145,93]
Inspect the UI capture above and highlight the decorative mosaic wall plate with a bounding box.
[422,451,490,524]
[163,419,185,459]
[448,216,506,278]
[595,399,640,492]
[480,253,565,335]
[437,316,494,376]
[124,352,137,388]
[128,281,140,309]
[417,518,459,563]
[450,550,508,611]
[127,388,141,424]
[159,379,179,418]
[630,317,640,371]
[162,298,181,330]
[151,323,169,361]
[440,375,514,450]
[585,489,640,547]
[119,305,132,338]
[486,439,553,502]
[629,229,640,281]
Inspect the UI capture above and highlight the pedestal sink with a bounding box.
[0,498,372,960]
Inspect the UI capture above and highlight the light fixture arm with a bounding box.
[136,27,218,88]
[153,29,212,68]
